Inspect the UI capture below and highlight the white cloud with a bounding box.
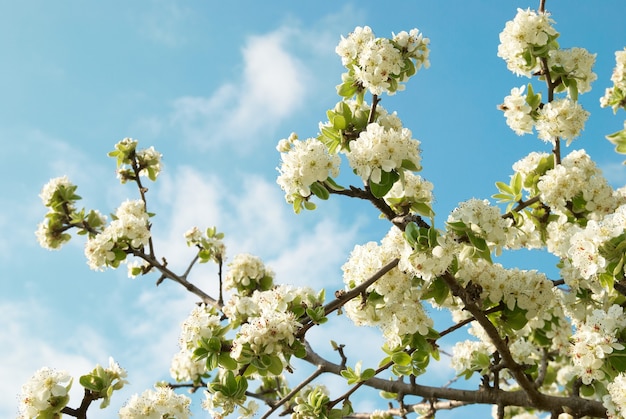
[147,164,364,284]
[135,2,192,47]
[0,301,105,418]
[170,27,310,152]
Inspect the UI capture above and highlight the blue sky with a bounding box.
[1,1,625,418]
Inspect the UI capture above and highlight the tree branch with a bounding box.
[132,250,220,308]
[303,343,606,417]
[298,258,400,337]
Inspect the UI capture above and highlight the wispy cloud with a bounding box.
[134,2,193,47]
[170,27,310,152]
[0,301,105,418]
[148,165,363,287]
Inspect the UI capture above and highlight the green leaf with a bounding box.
[324,177,345,191]
[422,276,450,305]
[79,375,103,392]
[503,307,528,330]
[268,355,284,376]
[207,336,222,352]
[360,368,375,381]
[495,181,514,194]
[446,221,468,233]
[411,202,435,218]
[400,159,420,172]
[337,79,358,98]
[303,200,317,211]
[492,193,513,203]
[333,115,347,130]
[218,353,238,370]
[567,78,578,101]
[607,127,626,155]
[391,351,411,366]
[369,170,399,198]
[310,182,330,200]
[526,83,542,110]
[580,384,595,397]
[404,222,420,247]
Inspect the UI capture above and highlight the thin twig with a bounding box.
[260,362,326,419]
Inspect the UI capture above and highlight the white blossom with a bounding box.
[119,386,191,419]
[502,85,534,135]
[345,123,421,184]
[600,48,626,111]
[39,175,74,206]
[276,135,341,202]
[606,373,626,418]
[342,227,433,347]
[497,8,558,77]
[224,253,274,293]
[18,367,72,418]
[548,47,597,95]
[536,98,589,145]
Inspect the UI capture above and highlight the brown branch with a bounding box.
[411,400,469,415]
[130,152,157,259]
[328,185,397,222]
[503,196,542,219]
[132,249,220,308]
[538,55,562,165]
[260,354,326,419]
[439,272,541,402]
[297,258,400,337]
[303,344,606,417]
[61,389,98,419]
[438,303,505,339]
[368,94,381,124]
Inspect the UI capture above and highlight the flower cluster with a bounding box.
[203,370,258,419]
[566,204,626,281]
[84,199,151,270]
[399,229,458,283]
[498,10,595,144]
[276,133,341,208]
[336,26,429,96]
[119,385,191,419]
[538,149,615,218]
[108,138,162,183]
[456,258,553,320]
[342,227,433,347]
[502,86,534,135]
[18,367,72,418]
[224,253,274,296]
[384,171,435,218]
[570,305,626,385]
[36,176,107,250]
[346,123,421,184]
[450,340,493,378]
[497,8,558,77]
[536,98,589,145]
[170,304,223,384]
[169,349,207,384]
[600,48,626,113]
[606,372,626,418]
[228,285,316,362]
[39,175,74,207]
[184,226,225,264]
[548,47,597,95]
[447,198,513,250]
[177,304,223,352]
[80,357,128,408]
[511,151,551,185]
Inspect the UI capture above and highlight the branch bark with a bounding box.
[303,343,607,418]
